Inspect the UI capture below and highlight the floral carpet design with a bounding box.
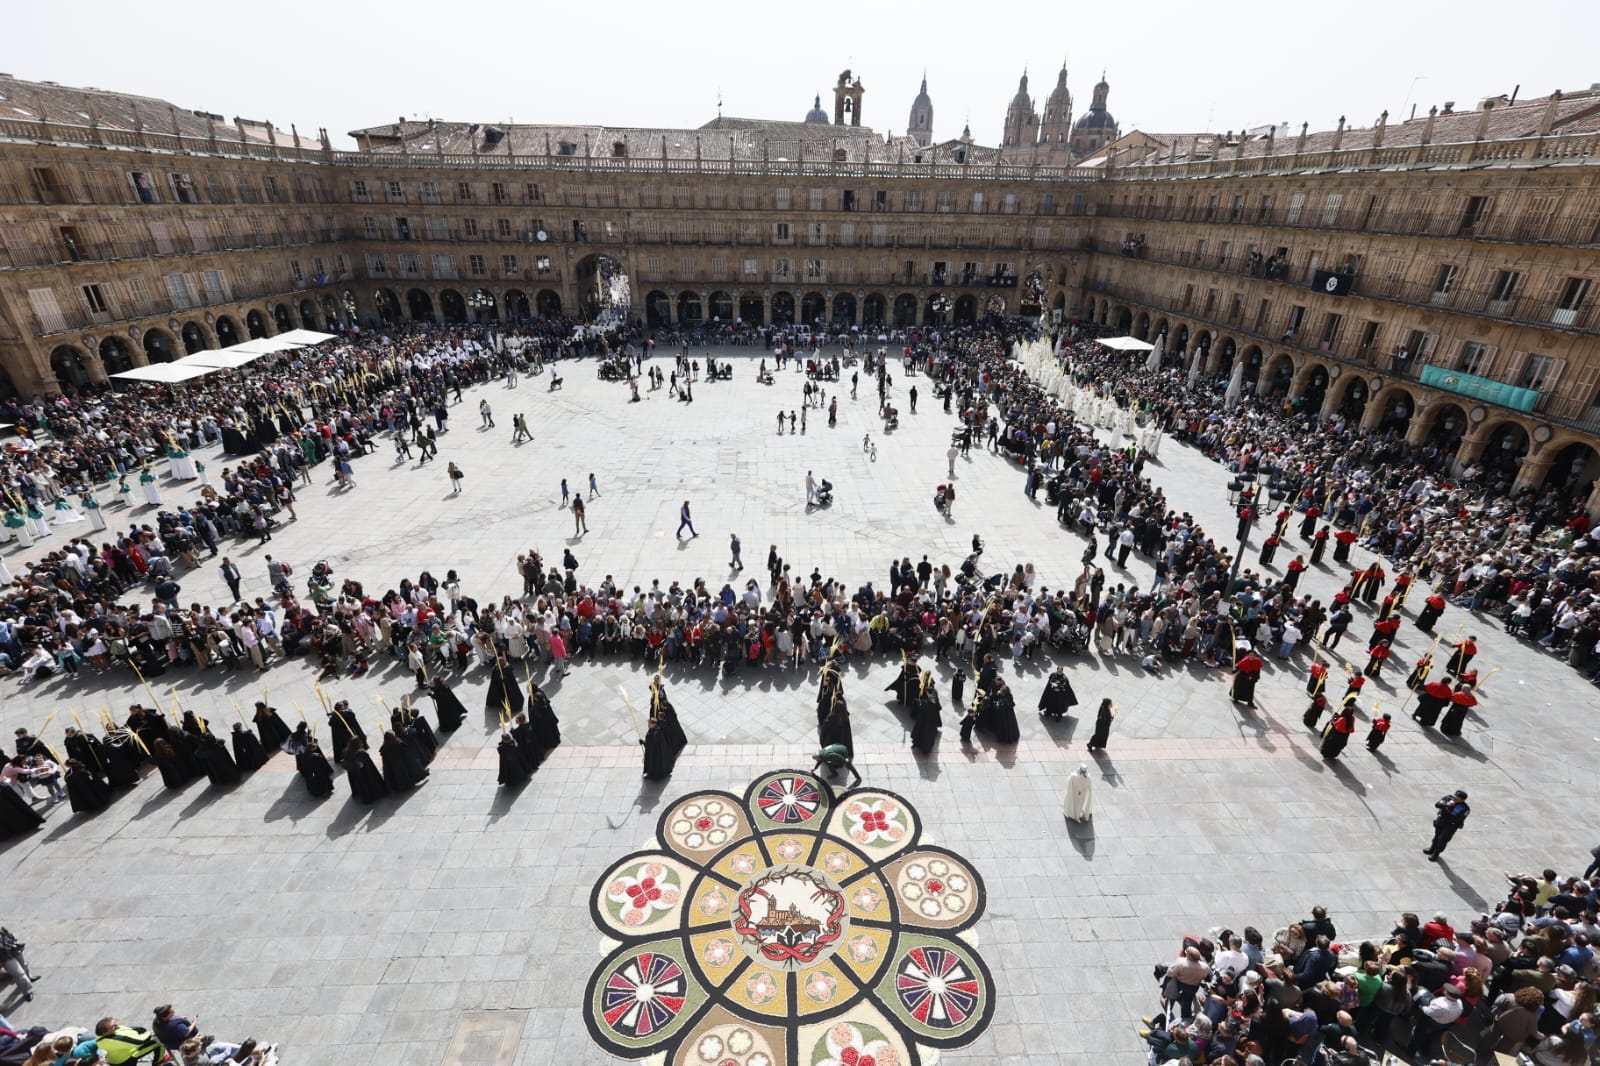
[583,771,995,1065]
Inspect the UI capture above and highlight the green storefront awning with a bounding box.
[1418,364,1539,413]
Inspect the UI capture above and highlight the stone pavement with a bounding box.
[0,347,1589,1065]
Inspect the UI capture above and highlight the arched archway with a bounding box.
[676,291,703,325]
[320,294,342,328]
[1019,270,1044,316]
[99,338,134,375]
[1134,311,1150,340]
[298,299,319,330]
[574,253,631,322]
[1263,353,1294,398]
[1481,421,1530,476]
[246,309,269,338]
[771,291,795,324]
[739,294,764,325]
[1052,291,1066,318]
[1424,403,1468,450]
[924,293,951,325]
[50,345,92,393]
[271,304,291,332]
[646,291,671,327]
[800,292,826,326]
[831,293,856,327]
[1153,318,1169,340]
[708,291,734,322]
[1371,386,1415,434]
[1300,365,1331,412]
[1215,338,1238,378]
[503,290,530,321]
[1113,306,1133,333]
[144,327,177,362]
[892,294,917,327]
[1546,441,1600,495]
[862,293,885,327]
[1240,344,1264,385]
[1335,376,1369,421]
[439,289,466,324]
[1173,324,1190,354]
[953,295,978,325]
[469,288,498,323]
[374,289,402,325]
[215,315,240,348]
[406,289,434,322]
[340,291,359,325]
[178,322,207,355]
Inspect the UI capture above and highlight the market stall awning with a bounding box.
[1096,336,1155,352]
[183,345,273,369]
[271,329,337,347]
[110,362,221,384]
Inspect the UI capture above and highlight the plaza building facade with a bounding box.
[2,74,1600,505]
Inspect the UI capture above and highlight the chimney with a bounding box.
[1421,106,1437,145]
[1264,125,1276,157]
[1537,89,1563,136]
[1474,99,1494,141]
[1330,115,1346,151]
[1294,121,1308,155]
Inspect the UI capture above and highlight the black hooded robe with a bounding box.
[429,681,469,732]
[485,665,526,715]
[328,710,365,762]
[344,749,389,803]
[526,691,562,755]
[232,729,269,772]
[379,735,428,793]
[497,734,534,787]
[65,766,112,813]
[978,689,1021,744]
[196,734,241,786]
[296,745,335,797]
[102,738,143,787]
[254,707,294,750]
[910,691,942,754]
[0,786,44,837]
[1037,675,1079,718]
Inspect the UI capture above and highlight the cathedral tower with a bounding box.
[907,74,933,147]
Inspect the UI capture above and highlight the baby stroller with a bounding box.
[813,479,834,507]
[934,484,953,516]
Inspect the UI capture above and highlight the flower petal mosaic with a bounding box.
[583,770,995,1065]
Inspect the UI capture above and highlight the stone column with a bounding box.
[1512,452,1555,494]
[1453,430,1491,471]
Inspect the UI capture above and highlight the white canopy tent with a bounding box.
[110,362,220,384]
[271,328,337,347]
[1096,336,1155,352]
[183,346,274,369]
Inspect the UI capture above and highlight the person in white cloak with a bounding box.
[1063,763,1094,822]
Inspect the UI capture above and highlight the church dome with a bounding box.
[1074,109,1116,130]
[1045,67,1071,109]
[804,94,829,124]
[1009,72,1032,111]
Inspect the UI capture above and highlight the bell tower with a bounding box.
[907,73,933,147]
[833,69,864,127]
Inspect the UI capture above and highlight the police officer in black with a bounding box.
[1425,790,1470,861]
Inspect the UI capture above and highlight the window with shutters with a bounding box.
[468,254,486,275]
[772,259,792,281]
[502,255,518,274]
[351,180,370,202]
[809,189,826,210]
[366,254,389,275]
[81,284,108,314]
[492,182,507,204]
[27,288,66,331]
[400,254,421,274]
[1319,194,1342,226]
[1286,193,1305,225]
[427,217,448,240]
[905,190,923,211]
[201,270,230,303]
[186,221,210,252]
[288,261,304,283]
[534,256,552,274]
[393,217,412,240]
[1518,354,1560,390]
[804,259,824,281]
[872,223,888,247]
[1457,341,1492,375]
[164,273,194,308]
[743,259,759,277]
[420,182,441,204]
[774,223,791,243]
[431,255,455,278]
[497,218,513,238]
[775,188,791,210]
[262,176,279,203]
[362,216,378,239]
[524,183,542,203]
[1553,277,1591,327]
[386,180,404,202]
[1357,321,1380,353]
[149,221,174,255]
[126,277,149,304]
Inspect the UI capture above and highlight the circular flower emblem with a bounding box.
[584,771,994,1064]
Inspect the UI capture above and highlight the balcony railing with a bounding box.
[27,279,320,336]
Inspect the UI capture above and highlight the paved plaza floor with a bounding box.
[0,347,1589,1065]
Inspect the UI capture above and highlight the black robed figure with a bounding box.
[524,683,562,762]
[485,656,525,716]
[101,729,143,788]
[379,731,428,793]
[909,670,942,754]
[64,759,112,814]
[343,740,388,803]
[0,777,44,837]
[975,678,1021,744]
[428,676,469,733]
[1037,667,1078,718]
[296,737,336,797]
[819,690,854,761]
[63,728,108,781]
[642,676,687,781]
[253,702,293,750]
[195,731,241,786]
[884,654,919,705]
[328,701,366,762]
[231,723,268,772]
[497,731,534,787]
